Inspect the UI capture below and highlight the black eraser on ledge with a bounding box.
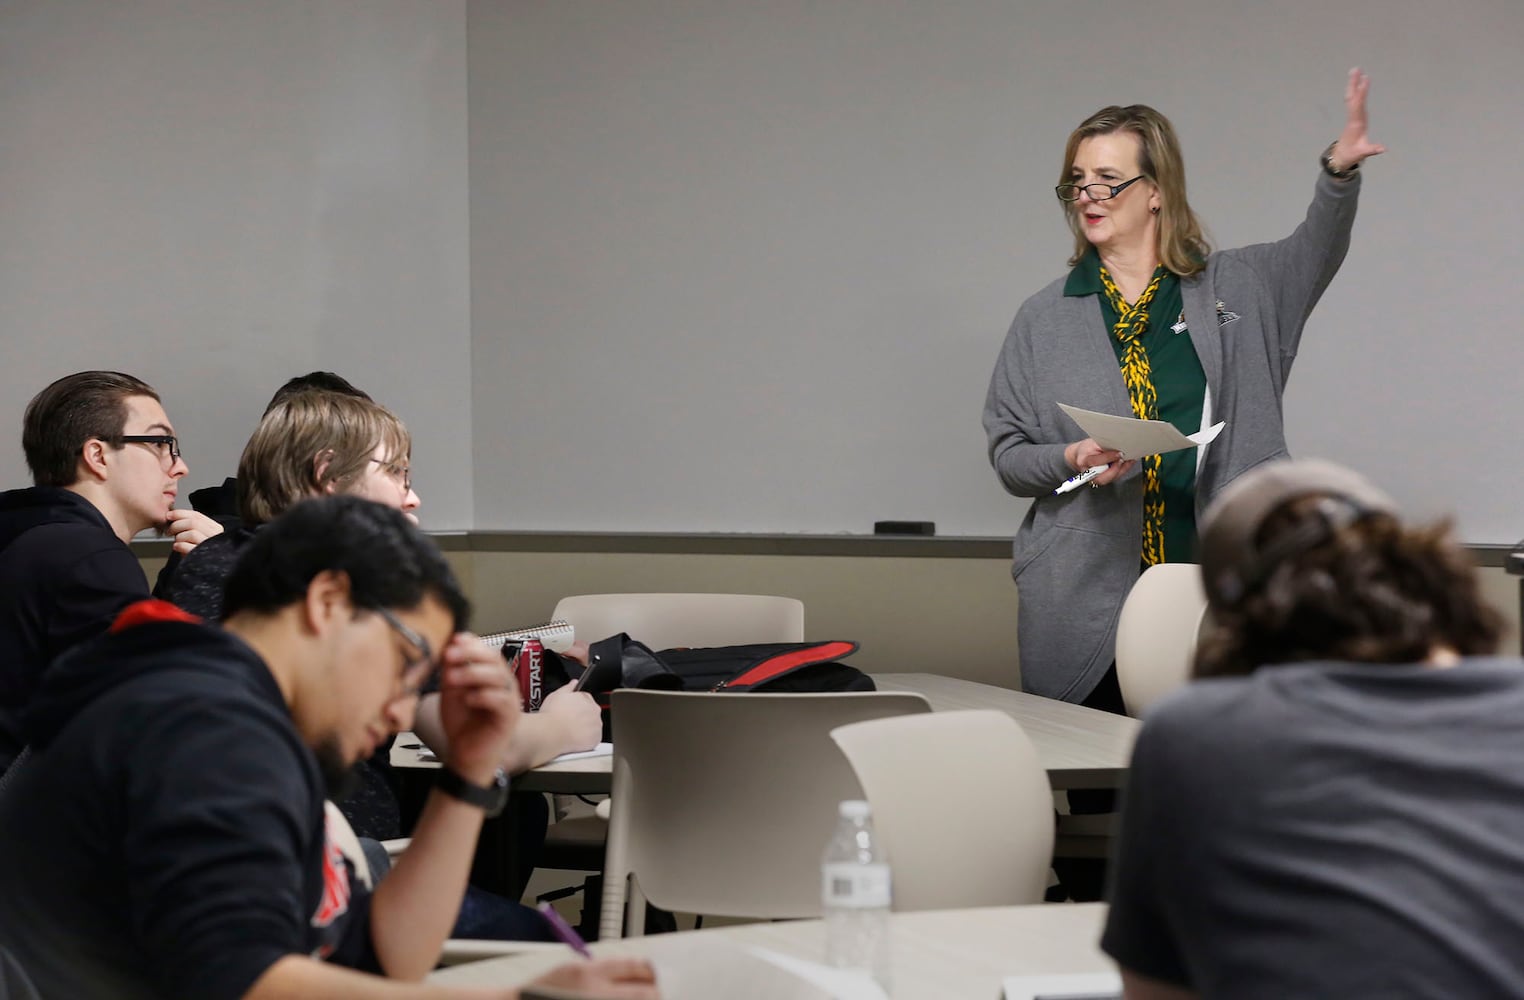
[874,520,936,536]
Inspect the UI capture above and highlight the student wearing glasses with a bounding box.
[157,390,600,935]
[981,71,1382,804]
[186,370,375,527]
[0,370,225,775]
[158,389,420,623]
[0,497,659,1000]
[159,389,599,779]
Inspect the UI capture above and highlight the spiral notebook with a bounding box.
[478,619,576,654]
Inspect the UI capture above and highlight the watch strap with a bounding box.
[435,765,510,818]
[1320,142,1359,179]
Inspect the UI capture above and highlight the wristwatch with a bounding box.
[1320,142,1359,179]
[435,766,510,818]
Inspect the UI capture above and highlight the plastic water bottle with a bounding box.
[821,799,892,990]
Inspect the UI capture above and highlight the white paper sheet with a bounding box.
[548,742,613,763]
[1003,970,1122,1000]
[1058,403,1224,460]
[644,939,887,1000]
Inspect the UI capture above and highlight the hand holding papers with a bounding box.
[1058,404,1224,459]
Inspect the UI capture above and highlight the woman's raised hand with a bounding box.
[1330,68,1386,171]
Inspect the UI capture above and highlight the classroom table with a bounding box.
[392,672,1139,793]
[872,674,1138,790]
[391,674,1138,898]
[430,902,1112,998]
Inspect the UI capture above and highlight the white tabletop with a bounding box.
[872,674,1137,790]
[430,902,1111,998]
[393,673,1138,793]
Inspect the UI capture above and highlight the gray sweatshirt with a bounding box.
[983,171,1361,701]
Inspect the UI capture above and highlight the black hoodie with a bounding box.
[0,486,148,771]
[0,607,376,999]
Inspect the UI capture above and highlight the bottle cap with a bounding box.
[839,799,871,820]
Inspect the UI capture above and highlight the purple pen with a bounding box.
[537,901,593,959]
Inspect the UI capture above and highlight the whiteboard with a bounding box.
[467,0,1524,543]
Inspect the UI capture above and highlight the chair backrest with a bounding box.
[552,593,805,650]
[829,710,1054,911]
[1115,563,1211,718]
[600,688,932,938]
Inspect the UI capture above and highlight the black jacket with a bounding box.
[189,476,243,529]
[0,606,376,999]
[0,487,146,771]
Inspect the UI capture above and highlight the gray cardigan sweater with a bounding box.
[983,171,1361,701]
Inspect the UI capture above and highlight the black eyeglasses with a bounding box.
[376,607,436,698]
[1055,175,1146,203]
[116,435,181,464]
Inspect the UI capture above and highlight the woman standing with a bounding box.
[983,70,1383,713]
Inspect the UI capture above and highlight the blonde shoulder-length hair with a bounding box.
[237,390,411,525]
[1061,104,1211,277]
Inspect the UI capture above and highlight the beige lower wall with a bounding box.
[462,551,1521,689]
[136,549,1522,690]
[464,551,1025,690]
[1479,567,1521,652]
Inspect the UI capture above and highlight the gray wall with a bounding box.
[0,1,475,527]
[2,1,1521,545]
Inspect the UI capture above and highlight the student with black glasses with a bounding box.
[0,370,224,775]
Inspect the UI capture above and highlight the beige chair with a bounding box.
[1054,563,1213,858]
[552,592,805,650]
[829,710,1054,911]
[601,688,932,939]
[1114,563,1211,718]
[539,593,808,900]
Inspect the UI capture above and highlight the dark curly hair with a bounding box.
[1194,496,1503,678]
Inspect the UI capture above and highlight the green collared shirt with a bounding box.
[1065,249,1207,562]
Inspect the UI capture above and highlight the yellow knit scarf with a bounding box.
[1098,265,1168,566]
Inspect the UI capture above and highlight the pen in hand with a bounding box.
[1054,463,1111,495]
[537,901,593,959]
